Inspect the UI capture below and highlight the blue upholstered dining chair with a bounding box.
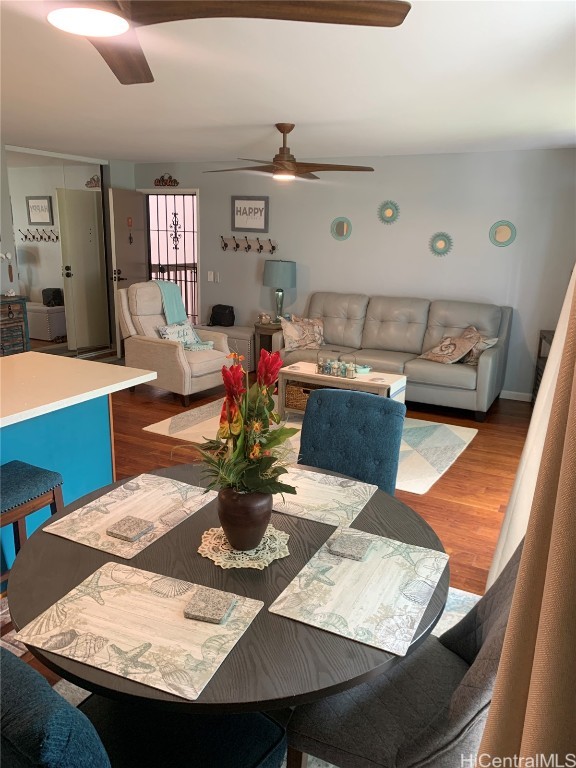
[284,541,523,768]
[298,389,407,495]
[0,649,287,768]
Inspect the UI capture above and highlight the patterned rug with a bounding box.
[144,401,477,495]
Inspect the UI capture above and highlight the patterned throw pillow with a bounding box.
[460,325,498,365]
[157,321,212,351]
[280,316,324,351]
[419,334,476,364]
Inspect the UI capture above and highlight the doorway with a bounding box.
[148,193,199,322]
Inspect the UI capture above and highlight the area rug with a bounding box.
[144,400,477,495]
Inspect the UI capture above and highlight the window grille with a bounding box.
[148,194,198,322]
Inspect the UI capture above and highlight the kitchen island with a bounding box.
[0,352,156,573]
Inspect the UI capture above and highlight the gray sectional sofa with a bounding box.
[274,292,512,420]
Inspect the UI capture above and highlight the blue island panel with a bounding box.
[1,396,113,576]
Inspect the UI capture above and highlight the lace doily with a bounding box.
[198,525,289,569]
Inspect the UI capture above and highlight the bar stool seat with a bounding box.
[1,460,64,583]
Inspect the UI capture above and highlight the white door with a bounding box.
[109,188,149,354]
[57,189,109,351]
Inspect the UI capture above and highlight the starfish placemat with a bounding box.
[15,562,263,701]
[45,474,216,559]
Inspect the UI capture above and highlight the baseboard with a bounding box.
[500,390,532,402]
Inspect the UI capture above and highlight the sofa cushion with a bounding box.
[418,334,476,364]
[422,301,502,353]
[404,357,478,389]
[460,326,498,365]
[280,316,323,351]
[157,321,202,346]
[281,344,359,366]
[362,297,430,354]
[308,292,369,348]
[340,349,417,374]
[183,348,229,377]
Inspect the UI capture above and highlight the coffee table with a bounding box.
[277,362,407,420]
[8,464,447,713]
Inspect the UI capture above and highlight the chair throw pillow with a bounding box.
[157,322,213,351]
[460,325,498,365]
[280,316,324,351]
[419,334,476,364]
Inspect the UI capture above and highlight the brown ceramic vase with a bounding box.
[217,489,273,551]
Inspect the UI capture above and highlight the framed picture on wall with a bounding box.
[231,196,269,232]
[26,196,54,225]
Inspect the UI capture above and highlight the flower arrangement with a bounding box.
[193,350,298,495]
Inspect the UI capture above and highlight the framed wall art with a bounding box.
[26,196,54,226]
[231,196,269,232]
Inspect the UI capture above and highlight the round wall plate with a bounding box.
[331,217,352,240]
[378,200,400,224]
[429,232,453,256]
[489,220,516,247]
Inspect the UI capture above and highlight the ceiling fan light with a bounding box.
[273,172,296,181]
[47,7,129,37]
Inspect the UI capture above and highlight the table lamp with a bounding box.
[263,259,296,322]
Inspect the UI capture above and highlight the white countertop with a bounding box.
[0,352,157,427]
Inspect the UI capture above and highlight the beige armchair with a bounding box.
[118,281,230,405]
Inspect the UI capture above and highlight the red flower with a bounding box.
[222,363,246,402]
[257,350,283,388]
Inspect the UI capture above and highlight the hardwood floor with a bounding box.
[112,383,532,595]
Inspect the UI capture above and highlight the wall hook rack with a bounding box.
[220,235,278,254]
[18,227,59,243]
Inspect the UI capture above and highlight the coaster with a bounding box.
[184,585,237,624]
[326,531,372,561]
[198,525,289,570]
[106,515,154,542]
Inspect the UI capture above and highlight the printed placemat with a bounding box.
[198,525,290,569]
[269,530,448,656]
[272,467,377,527]
[15,562,263,701]
[45,474,216,559]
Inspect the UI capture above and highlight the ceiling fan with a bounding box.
[205,123,375,180]
[46,1,411,85]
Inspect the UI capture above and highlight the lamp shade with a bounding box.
[263,260,296,290]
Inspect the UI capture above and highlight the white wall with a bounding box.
[0,146,16,293]
[134,148,574,398]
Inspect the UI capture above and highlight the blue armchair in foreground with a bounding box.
[0,648,286,768]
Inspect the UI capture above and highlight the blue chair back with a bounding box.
[298,389,406,494]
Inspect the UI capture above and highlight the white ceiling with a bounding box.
[1,1,575,167]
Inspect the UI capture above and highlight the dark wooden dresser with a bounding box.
[0,295,30,356]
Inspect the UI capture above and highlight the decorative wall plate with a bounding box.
[331,217,352,240]
[429,232,453,256]
[489,220,516,247]
[378,200,400,224]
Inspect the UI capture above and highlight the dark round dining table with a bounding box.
[8,464,449,713]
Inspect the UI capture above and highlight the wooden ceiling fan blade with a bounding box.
[297,172,320,180]
[123,0,410,28]
[294,162,375,173]
[238,158,271,164]
[204,164,277,174]
[89,27,153,84]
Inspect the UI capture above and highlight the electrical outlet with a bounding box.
[207,271,214,282]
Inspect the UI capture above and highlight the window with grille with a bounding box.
[148,194,198,322]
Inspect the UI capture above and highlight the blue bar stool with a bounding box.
[1,460,64,583]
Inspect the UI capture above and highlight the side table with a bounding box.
[532,329,555,403]
[254,322,283,360]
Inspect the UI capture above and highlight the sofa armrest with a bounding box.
[271,331,284,353]
[195,329,230,354]
[475,340,508,411]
